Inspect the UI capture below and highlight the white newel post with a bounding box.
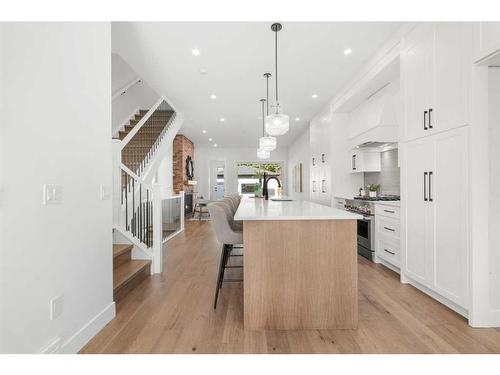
[180,191,185,232]
[112,139,122,227]
[152,183,163,274]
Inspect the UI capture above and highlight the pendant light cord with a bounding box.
[261,99,266,137]
[274,29,278,104]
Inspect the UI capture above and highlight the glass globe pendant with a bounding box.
[265,23,289,137]
[259,135,276,151]
[265,107,289,136]
[257,148,270,159]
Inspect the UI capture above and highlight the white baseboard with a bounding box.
[403,275,469,319]
[58,302,115,354]
[489,310,500,327]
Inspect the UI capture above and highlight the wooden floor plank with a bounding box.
[81,220,500,354]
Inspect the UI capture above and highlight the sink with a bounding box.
[270,198,293,201]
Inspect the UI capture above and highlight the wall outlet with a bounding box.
[49,295,63,320]
[42,184,63,205]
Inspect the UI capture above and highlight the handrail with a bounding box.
[120,97,164,149]
[112,77,142,101]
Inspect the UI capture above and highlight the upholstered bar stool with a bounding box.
[207,202,244,309]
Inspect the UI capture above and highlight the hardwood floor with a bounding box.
[81,221,500,354]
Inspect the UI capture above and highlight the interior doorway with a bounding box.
[209,160,225,200]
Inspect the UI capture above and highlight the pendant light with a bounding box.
[259,73,277,151]
[257,98,270,159]
[265,23,289,136]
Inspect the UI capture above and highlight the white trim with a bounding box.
[113,225,153,258]
[403,274,469,319]
[112,77,141,101]
[58,302,115,354]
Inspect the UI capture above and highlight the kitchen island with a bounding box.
[234,198,362,330]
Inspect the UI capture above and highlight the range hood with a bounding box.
[349,83,400,150]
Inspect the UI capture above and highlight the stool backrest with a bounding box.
[207,202,241,245]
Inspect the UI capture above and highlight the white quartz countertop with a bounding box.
[234,198,362,221]
[373,201,401,207]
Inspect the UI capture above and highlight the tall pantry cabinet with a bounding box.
[400,22,471,312]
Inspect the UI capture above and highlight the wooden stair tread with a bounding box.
[113,259,151,291]
[113,244,133,258]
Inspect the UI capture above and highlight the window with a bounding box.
[236,162,283,197]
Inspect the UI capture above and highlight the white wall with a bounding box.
[156,144,174,197]
[112,53,159,136]
[194,146,288,199]
[286,127,310,200]
[0,23,114,353]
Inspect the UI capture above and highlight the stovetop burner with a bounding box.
[353,195,400,201]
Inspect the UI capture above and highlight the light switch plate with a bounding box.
[100,184,111,200]
[49,295,63,320]
[43,184,62,205]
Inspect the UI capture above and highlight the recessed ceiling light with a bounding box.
[312,94,319,99]
[202,130,207,134]
[191,48,200,56]
[219,118,225,122]
[213,143,218,147]
[210,94,217,99]
[344,48,353,55]
[295,117,300,121]
[208,138,213,141]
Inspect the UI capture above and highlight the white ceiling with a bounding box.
[112,22,401,148]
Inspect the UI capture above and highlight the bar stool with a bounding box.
[207,202,243,309]
[219,201,243,231]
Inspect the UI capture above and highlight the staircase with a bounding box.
[112,98,180,302]
[113,244,151,302]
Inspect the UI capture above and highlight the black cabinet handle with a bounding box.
[384,209,395,214]
[424,110,428,130]
[321,153,325,163]
[312,157,315,166]
[384,248,396,255]
[321,180,326,193]
[312,181,316,192]
[384,226,396,232]
[352,155,356,170]
[428,108,433,129]
[429,171,433,202]
[424,172,428,201]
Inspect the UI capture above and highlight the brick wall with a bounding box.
[173,134,194,194]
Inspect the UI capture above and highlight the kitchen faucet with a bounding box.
[262,172,282,200]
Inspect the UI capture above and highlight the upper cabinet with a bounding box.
[401,23,472,142]
[473,22,500,64]
[350,149,381,173]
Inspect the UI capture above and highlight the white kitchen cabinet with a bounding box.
[402,126,469,309]
[473,22,500,63]
[309,117,331,205]
[375,203,402,270]
[350,149,381,173]
[401,23,472,142]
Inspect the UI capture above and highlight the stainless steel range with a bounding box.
[344,195,400,261]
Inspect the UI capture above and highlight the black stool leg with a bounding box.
[214,243,228,309]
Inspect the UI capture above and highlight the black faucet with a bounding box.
[262,172,282,200]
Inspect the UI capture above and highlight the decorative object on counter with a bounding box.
[368,184,380,198]
[265,23,289,136]
[253,182,262,197]
[293,163,303,193]
[359,187,365,197]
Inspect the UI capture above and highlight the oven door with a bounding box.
[357,216,373,250]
